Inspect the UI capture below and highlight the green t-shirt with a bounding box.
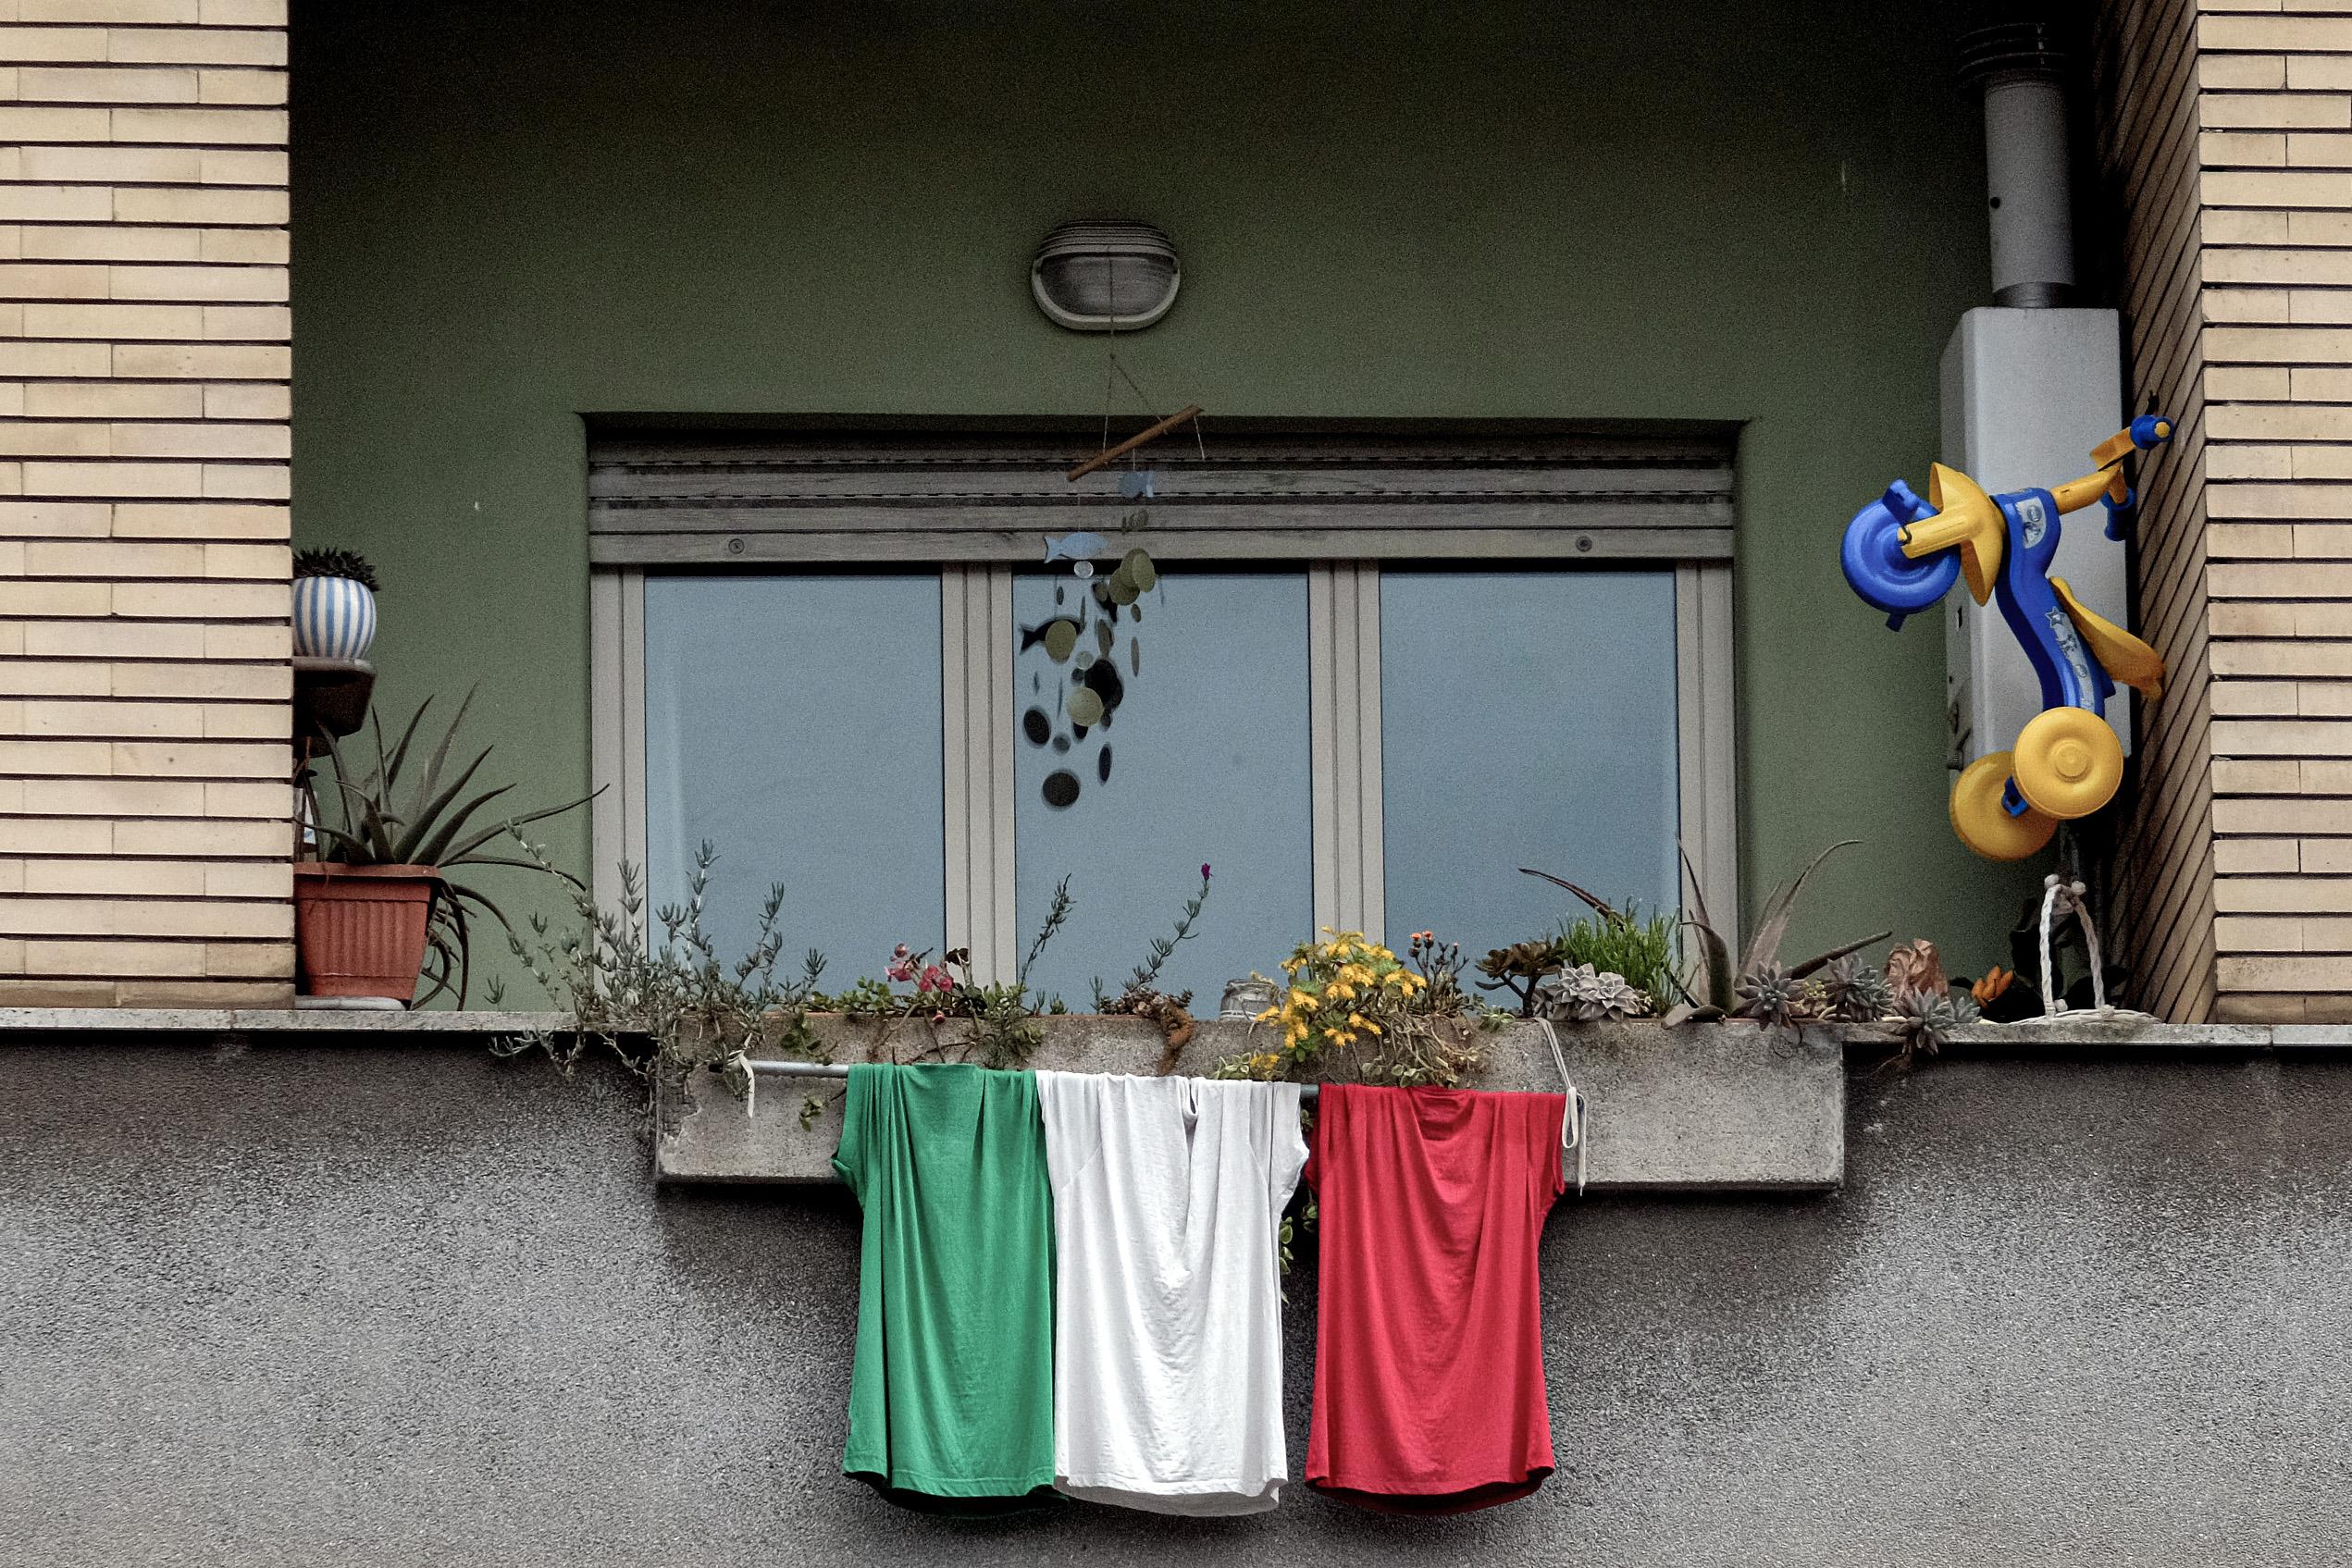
[834,1063,1058,1512]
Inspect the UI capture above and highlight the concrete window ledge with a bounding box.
[655,1017,1849,1192]
[0,1008,571,1035]
[1937,1019,2352,1049]
[8,1008,2338,1197]
[12,1009,2335,1052]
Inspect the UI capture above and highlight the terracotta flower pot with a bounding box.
[293,863,439,1003]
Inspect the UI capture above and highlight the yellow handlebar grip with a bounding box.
[1901,463,2004,604]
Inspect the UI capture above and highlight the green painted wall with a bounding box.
[291,0,2042,1005]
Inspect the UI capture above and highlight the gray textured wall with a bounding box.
[4,1038,2346,1565]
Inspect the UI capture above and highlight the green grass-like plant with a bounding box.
[1556,903,1684,1015]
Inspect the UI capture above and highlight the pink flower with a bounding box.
[1201,863,1212,881]
[918,964,952,994]
[931,1009,948,1025]
[885,960,915,983]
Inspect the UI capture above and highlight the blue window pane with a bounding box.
[1012,570,1312,1009]
[1380,570,1679,964]
[644,573,944,982]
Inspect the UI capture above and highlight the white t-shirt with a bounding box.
[1035,1072,1309,1515]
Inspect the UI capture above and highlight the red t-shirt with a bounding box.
[1304,1084,1566,1513]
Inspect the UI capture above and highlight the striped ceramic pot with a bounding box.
[292,574,378,661]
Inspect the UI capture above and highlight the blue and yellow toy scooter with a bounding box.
[1841,414,2173,861]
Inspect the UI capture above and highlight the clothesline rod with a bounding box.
[745,1057,1319,1100]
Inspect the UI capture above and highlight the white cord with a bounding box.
[1537,1019,1589,1196]
[2036,873,2111,1019]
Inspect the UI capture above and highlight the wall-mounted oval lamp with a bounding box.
[1032,222,1181,331]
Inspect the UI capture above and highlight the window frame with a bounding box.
[593,558,1734,982]
[588,426,1739,980]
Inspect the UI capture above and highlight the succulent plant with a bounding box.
[1540,963,1653,1023]
[1477,937,1569,1018]
[1671,840,1889,1021]
[1533,969,1571,1019]
[1885,939,1948,1006]
[1479,938,1566,977]
[1971,965,2016,1007]
[292,546,380,592]
[1822,953,1897,1022]
[1893,987,1981,1059]
[1590,969,1654,1021]
[1734,960,1806,1026]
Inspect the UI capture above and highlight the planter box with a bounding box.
[653,1016,1846,1191]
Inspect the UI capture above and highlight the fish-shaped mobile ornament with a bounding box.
[1043,531,1111,576]
[1840,414,2173,861]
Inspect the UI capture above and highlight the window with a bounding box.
[1010,569,1313,1006]
[589,427,1739,988]
[641,572,945,969]
[1380,569,1680,964]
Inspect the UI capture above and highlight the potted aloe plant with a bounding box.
[291,546,380,661]
[299,692,590,1006]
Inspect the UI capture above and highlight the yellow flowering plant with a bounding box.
[1229,928,1481,1086]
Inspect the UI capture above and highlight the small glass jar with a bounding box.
[1219,976,1278,1022]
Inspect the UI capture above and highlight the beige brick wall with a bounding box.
[0,0,290,1008]
[2101,0,2352,1020]
[2198,0,2352,1019]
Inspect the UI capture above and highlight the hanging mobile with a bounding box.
[1065,403,1203,483]
[1016,264,1206,809]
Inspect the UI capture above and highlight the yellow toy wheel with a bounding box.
[1950,752,2058,860]
[2012,707,2124,821]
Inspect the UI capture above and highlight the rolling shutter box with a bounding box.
[587,426,1735,565]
